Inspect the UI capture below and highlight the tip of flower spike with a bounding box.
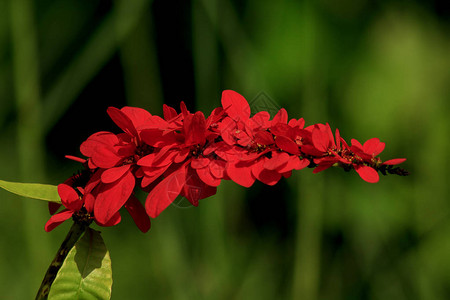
[379,164,410,177]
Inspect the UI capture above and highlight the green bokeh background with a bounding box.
[0,0,449,299]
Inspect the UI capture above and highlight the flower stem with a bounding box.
[35,222,87,300]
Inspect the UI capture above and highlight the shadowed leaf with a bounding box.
[48,228,112,300]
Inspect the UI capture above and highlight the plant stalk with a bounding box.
[35,222,87,300]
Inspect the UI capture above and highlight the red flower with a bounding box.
[45,170,150,232]
[350,138,406,183]
[45,184,90,232]
[218,90,309,187]
[78,107,155,225]
[140,102,224,218]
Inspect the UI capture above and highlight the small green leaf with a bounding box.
[0,179,61,203]
[48,228,112,300]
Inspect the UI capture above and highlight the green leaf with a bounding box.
[48,228,112,300]
[0,179,61,203]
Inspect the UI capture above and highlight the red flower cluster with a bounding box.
[45,90,407,232]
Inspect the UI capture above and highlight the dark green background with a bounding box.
[0,0,449,299]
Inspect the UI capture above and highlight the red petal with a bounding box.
[80,132,116,156]
[94,170,135,224]
[145,165,187,218]
[101,165,131,184]
[276,156,309,173]
[180,101,189,116]
[120,106,152,130]
[140,164,171,187]
[96,211,121,227]
[363,138,385,156]
[209,159,226,179]
[143,129,178,147]
[383,158,406,165]
[301,145,324,156]
[138,153,156,167]
[288,118,305,128]
[355,165,379,183]
[312,128,330,152]
[271,123,293,136]
[58,184,82,211]
[191,157,210,169]
[107,107,138,137]
[147,114,172,128]
[80,132,123,168]
[350,139,363,151]
[323,123,335,149]
[153,147,178,167]
[196,167,221,187]
[174,148,189,163]
[335,128,341,149]
[218,117,237,145]
[250,111,271,129]
[264,152,290,170]
[84,193,95,213]
[340,136,350,149]
[184,111,206,146]
[293,157,310,170]
[163,104,178,121]
[214,143,242,162]
[272,108,288,125]
[252,160,281,185]
[221,90,251,122]
[276,136,300,155]
[254,131,274,145]
[44,209,73,232]
[258,170,282,185]
[182,169,217,205]
[125,195,151,233]
[282,170,292,178]
[58,183,78,203]
[226,161,256,187]
[206,106,225,127]
[139,148,177,167]
[92,147,122,169]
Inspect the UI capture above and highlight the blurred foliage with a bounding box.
[0,0,449,299]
